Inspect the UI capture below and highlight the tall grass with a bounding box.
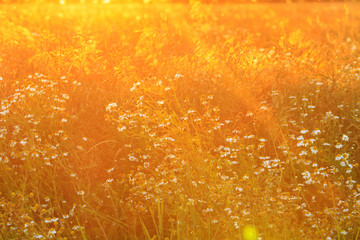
[0,2,360,239]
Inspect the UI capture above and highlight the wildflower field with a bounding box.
[1,2,360,239]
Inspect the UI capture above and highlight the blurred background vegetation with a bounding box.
[0,0,359,5]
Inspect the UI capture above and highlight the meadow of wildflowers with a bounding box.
[0,2,360,239]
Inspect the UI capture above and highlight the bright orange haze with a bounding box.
[0,2,360,239]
